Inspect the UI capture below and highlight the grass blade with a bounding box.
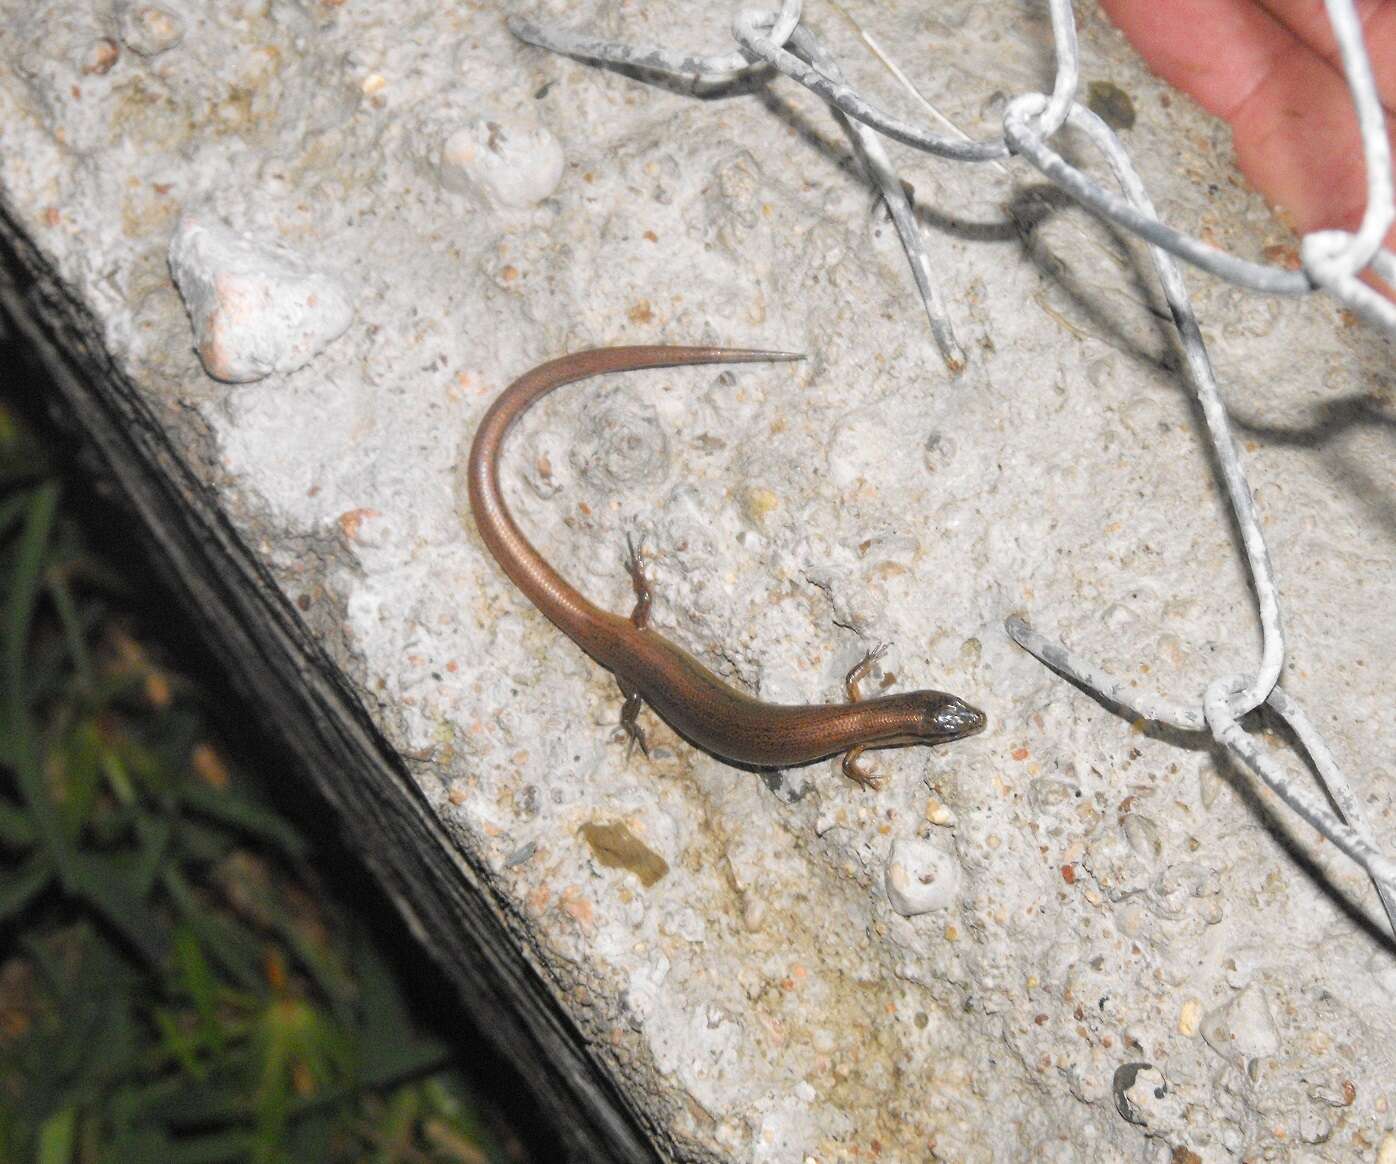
[179,783,308,860]
[174,924,226,1055]
[132,814,174,897]
[0,852,53,919]
[45,572,93,692]
[67,852,169,966]
[3,483,76,884]
[36,1105,76,1164]
[163,867,264,990]
[3,480,58,693]
[163,1129,257,1164]
[0,490,34,542]
[0,796,36,846]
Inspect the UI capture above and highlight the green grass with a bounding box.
[0,400,522,1163]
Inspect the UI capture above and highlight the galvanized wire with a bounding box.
[509,2,1396,927]
[508,0,804,82]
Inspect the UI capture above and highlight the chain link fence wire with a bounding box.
[507,1,1396,934]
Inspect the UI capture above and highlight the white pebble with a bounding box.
[924,795,957,827]
[117,3,184,56]
[168,215,353,383]
[885,837,961,917]
[1199,983,1280,1065]
[440,117,564,209]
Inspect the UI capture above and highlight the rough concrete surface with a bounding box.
[2,1,1394,1161]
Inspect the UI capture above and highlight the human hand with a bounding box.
[1099,0,1395,280]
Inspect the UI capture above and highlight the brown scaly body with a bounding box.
[466,345,985,783]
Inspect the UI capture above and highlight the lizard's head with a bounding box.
[916,692,987,742]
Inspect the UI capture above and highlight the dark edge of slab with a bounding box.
[0,207,666,1164]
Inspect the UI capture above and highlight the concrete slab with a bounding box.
[2,2,1393,1160]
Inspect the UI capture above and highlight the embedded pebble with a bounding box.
[885,837,961,917]
[1121,813,1162,865]
[1379,1132,1396,1164]
[1177,997,1201,1037]
[1200,983,1280,1065]
[922,431,958,474]
[625,954,670,1026]
[1308,1077,1357,1108]
[1299,1109,1333,1145]
[1028,775,1080,814]
[1222,951,1257,990]
[520,428,569,499]
[924,795,957,827]
[82,38,120,76]
[439,117,564,209]
[1101,601,1139,633]
[117,3,185,56]
[661,906,706,943]
[741,896,766,933]
[1367,947,1396,999]
[1147,861,1221,922]
[1084,830,1152,901]
[168,215,354,383]
[1198,759,1223,809]
[503,840,537,868]
[1114,901,1148,938]
[739,485,781,530]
